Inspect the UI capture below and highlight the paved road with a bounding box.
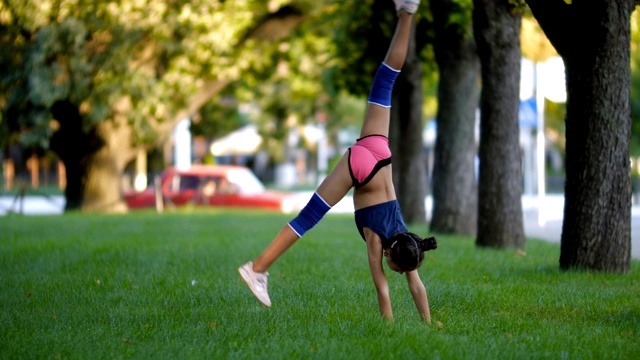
[521,195,640,259]
[0,195,65,216]
[1,194,638,259]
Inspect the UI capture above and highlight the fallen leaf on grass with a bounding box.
[20,292,32,304]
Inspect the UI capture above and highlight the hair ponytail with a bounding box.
[420,236,437,252]
[387,233,437,272]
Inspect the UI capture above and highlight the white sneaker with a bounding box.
[394,0,420,14]
[238,262,271,307]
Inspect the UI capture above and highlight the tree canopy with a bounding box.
[0,0,307,211]
[1,0,308,150]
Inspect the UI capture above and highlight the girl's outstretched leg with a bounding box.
[385,3,416,71]
[239,152,352,307]
[249,153,352,270]
[360,3,417,137]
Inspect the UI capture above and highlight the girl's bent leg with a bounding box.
[252,225,299,273]
[315,151,354,205]
[253,151,353,273]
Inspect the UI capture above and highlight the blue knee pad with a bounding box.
[288,193,331,237]
[367,63,400,108]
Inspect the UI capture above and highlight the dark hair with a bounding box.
[388,233,437,272]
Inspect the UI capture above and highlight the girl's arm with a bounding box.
[365,228,393,320]
[406,271,431,323]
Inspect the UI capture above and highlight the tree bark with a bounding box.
[390,21,428,225]
[50,100,134,213]
[527,0,633,273]
[473,0,525,248]
[429,0,480,235]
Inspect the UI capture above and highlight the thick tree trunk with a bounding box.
[560,4,632,272]
[527,0,633,273]
[430,0,480,235]
[390,22,427,225]
[50,100,135,213]
[473,0,525,248]
[77,144,128,213]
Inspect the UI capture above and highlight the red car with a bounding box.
[123,165,306,213]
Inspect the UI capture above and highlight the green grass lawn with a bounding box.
[1,210,639,359]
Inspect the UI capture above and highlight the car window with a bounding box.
[181,175,200,190]
[200,177,220,196]
[169,175,200,192]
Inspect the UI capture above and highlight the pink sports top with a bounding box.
[348,135,392,188]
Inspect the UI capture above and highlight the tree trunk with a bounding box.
[527,0,633,273]
[472,0,525,248]
[50,100,135,213]
[390,21,427,225]
[527,0,634,273]
[562,56,632,272]
[429,0,480,236]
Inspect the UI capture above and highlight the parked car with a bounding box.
[123,165,306,213]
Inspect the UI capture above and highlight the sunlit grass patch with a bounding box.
[1,211,639,359]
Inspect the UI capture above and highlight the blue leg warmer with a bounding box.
[288,193,331,237]
[367,63,400,108]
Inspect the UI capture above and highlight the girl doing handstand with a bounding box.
[239,0,436,322]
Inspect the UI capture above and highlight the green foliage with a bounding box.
[190,97,245,139]
[0,0,443,163]
[0,0,294,150]
[226,2,365,160]
[544,100,566,147]
[1,212,639,359]
[444,0,474,34]
[319,0,440,130]
[324,0,398,97]
[324,91,367,135]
